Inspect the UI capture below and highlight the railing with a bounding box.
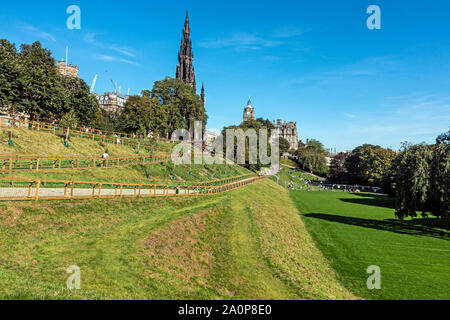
[0,176,264,201]
[0,116,171,153]
[0,153,171,173]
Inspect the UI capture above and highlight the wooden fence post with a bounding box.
[35,180,40,201]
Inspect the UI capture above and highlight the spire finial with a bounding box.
[183,11,190,39]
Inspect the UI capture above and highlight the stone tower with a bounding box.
[243,100,255,122]
[176,11,196,92]
[201,83,205,104]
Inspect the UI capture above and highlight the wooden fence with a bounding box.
[0,176,263,201]
[0,153,171,173]
[19,172,256,187]
[0,116,171,153]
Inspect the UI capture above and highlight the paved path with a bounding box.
[0,186,200,199]
[0,177,260,200]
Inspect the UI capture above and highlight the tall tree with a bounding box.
[329,152,350,183]
[57,76,99,126]
[0,39,24,117]
[19,41,60,121]
[391,143,432,219]
[279,137,291,155]
[428,142,449,220]
[345,144,396,186]
[151,77,207,137]
[294,139,329,175]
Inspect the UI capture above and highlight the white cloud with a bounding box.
[85,33,138,64]
[96,54,139,66]
[199,32,281,50]
[22,24,56,42]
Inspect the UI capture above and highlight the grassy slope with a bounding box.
[271,167,319,190]
[290,191,450,300]
[1,128,251,184]
[280,158,298,168]
[0,128,138,156]
[0,180,354,300]
[8,162,252,185]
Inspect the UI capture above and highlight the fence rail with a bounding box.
[0,116,171,153]
[0,176,263,201]
[0,153,171,173]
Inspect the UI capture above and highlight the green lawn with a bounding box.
[290,190,450,300]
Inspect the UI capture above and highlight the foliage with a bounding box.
[0,39,99,125]
[279,137,291,154]
[59,109,78,142]
[428,142,449,219]
[344,144,396,186]
[296,149,328,175]
[436,130,450,144]
[294,139,329,175]
[150,77,207,138]
[391,143,432,219]
[389,135,449,220]
[57,76,99,126]
[0,39,23,116]
[329,152,350,183]
[222,119,273,172]
[117,96,164,135]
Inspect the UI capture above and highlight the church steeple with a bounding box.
[176,11,196,92]
[243,99,255,122]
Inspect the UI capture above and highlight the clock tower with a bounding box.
[243,100,255,122]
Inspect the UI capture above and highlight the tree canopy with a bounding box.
[0,39,99,125]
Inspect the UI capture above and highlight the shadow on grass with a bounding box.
[304,213,450,241]
[339,196,395,209]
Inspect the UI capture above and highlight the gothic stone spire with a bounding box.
[176,11,196,92]
[201,83,205,103]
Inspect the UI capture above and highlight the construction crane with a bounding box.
[90,74,98,93]
[105,70,117,93]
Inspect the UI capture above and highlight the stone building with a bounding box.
[273,120,299,151]
[176,12,196,92]
[243,100,255,122]
[95,92,129,113]
[56,60,78,78]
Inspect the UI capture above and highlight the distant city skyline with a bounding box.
[0,0,449,151]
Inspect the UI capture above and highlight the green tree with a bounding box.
[19,41,60,121]
[294,139,329,175]
[151,77,207,137]
[391,143,432,219]
[58,76,99,126]
[436,130,450,144]
[296,148,328,175]
[279,137,291,155]
[116,96,152,134]
[0,39,24,117]
[59,109,78,144]
[428,142,449,220]
[329,152,350,183]
[306,139,328,155]
[222,119,273,172]
[345,144,396,186]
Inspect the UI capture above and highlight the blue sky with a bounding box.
[1,0,449,151]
